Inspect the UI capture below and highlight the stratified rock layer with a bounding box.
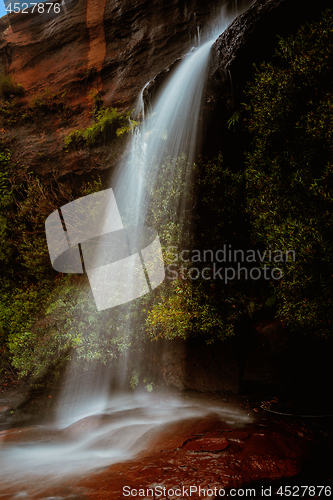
[0,0,238,106]
[0,0,247,179]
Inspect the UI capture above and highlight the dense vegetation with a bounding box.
[0,86,73,126]
[64,107,137,149]
[0,153,105,381]
[1,9,333,386]
[146,9,333,341]
[244,10,333,336]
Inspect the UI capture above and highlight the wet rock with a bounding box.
[182,436,229,452]
[77,417,308,500]
[142,58,183,110]
[1,391,331,499]
[158,337,240,393]
[208,0,331,107]
[0,377,33,429]
[0,412,311,498]
[0,0,239,110]
[0,424,57,444]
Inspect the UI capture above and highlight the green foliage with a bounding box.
[7,277,104,379]
[3,172,82,283]
[0,87,71,126]
[0,147,161,385]
[0,150,14,265]
[244,9,333,336]
[227,110,241,130]
[0,167,105,379]
[4,282,66,379]
[0,74,24,99]
[143,379,154,392]
[65,107,137,149]
[30,88,69,115]
[130,370,139,389]
[88,88,102,103]
[88,88,103,112]
[146,280,235,341]
[143,153,195,248]
[3,9,333,387]
[144,153,263,343]
[144,7,333,344]
[0,159,159,383]
[0,149,15,370]
[130,370,154,392]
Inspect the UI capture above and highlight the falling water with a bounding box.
[0,1,253,493]
[54,1,253,424]
[113,6,244,227]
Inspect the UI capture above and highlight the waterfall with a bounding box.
[53,1,252,424]
[0,1,253,490]
[112,39,214,227]
[112,5,246,228]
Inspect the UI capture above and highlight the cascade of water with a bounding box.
[113,39,214,226]
[112,5,245,228]
[54,0,253,423]
[197,25,201,44]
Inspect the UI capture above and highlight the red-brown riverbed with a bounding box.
[0,391,326,500]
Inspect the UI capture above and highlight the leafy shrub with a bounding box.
[0,164,105,379]
[4,9,333,386]
[146,280,233,341]
[244,9,333,336]
[144,153,264,343]
[30,88,69,115]
[0,167,159,386]
[148,10,333,342]
[0,74,24,99]
[65,108,137,149]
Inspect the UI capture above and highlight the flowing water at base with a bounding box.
[0,393,252,496]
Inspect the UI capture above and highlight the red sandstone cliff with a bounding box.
[0,0,240,179]
[0,0,226,105]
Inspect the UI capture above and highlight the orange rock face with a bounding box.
[0,0,231,107]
